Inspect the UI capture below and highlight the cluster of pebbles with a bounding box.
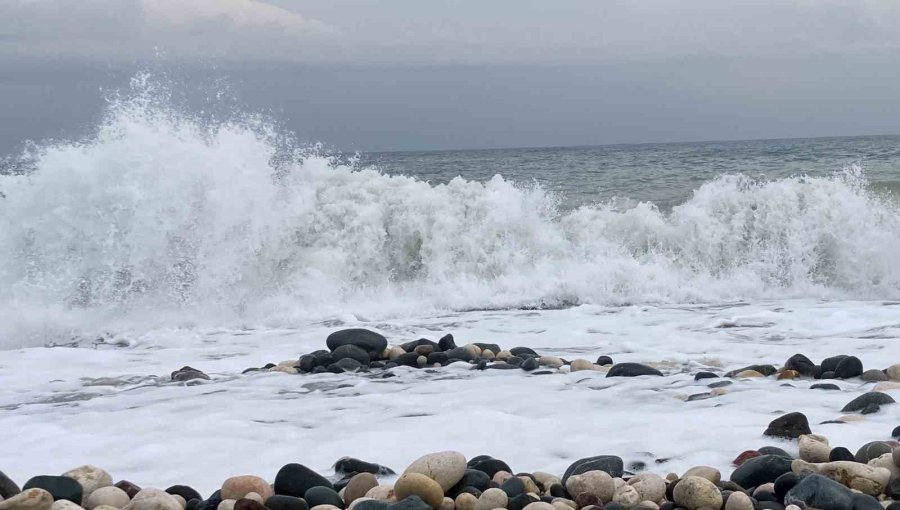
[3,431,900,510]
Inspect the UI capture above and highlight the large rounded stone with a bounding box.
[730,455,793,489]
[681,467,719,484]
[834,356,863,379]
[763,413,811,439]
[123,490,181,510]
[61,468,111,502]
[265,496,308,510]
[472,489,506,510]
[466,457,511,480]
[404,452,467,492]
[798,434,831,463]
[85,487,130,510]
[626,474,664,504]
[326,329,388,355]
[394,475,442,510]
[672,477,722,510]
[0,489,54,510]
[304,488,343,510]
[23,478,83,504]
[723,491,752,510]
[274,465,334,498]
[564,472,614,504]
[784,474,852,510]
[854,441,892,463]
[606,363,662,378]
[612,485,639,508]
[841,392,895,412]
[343,474,378,506]
[221,477,272,502]
[0,472,21,501]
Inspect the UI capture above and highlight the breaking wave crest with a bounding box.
[2,76,899,346]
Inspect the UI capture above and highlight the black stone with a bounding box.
[326,329,388,354]
[304,487,344,509]
[369,361,386,369]
[474,343,502,355]
[500,476,525,497]
[474,360,487,370]
[773,472,798,502]
[860,403,881,415]
[274,464,334,497]
[393,352,422,368]
[708,380,732,388]
[810,383,840,391]
[694,371,719,380]
[390,496,432,510]
[602,503,624,510]
[456,487,482,498]
[0,470,20,499]
[852,493,883,510]
[785,354,816,377]
[886,477,900,499]
[606,363,663,377]
[296,355,317,372]
[234,500,267,510]
[510,347,538,357]
[186,499,201,510]
[548,484,569,499]
[784,474,853,510]
[438,334,457,351]
[445,347,476,362]
[400,339,440,353]
[506,494,537,510]
[313,351,335,367]
[658,503,675,510]
[196,491,223,510]
[171,366,211,382]
[730,455,793,490]
[561,455,624,484]
[312,366,327,374]
[328,358,364,373]
[332,344,370,365]
[353,501,389,510]
[629,461,646,472]
[834,356,863,379]
[591,355,612,366]
[892,424,900,439]
[755,490,777,502]
[725,364,777,377]
[167,486,203,502]
[763,412,811,439]
[467,456,512,478]
[821,370,836,379]
[829,447,854,462]
[506,356,524,367]
[820,355,848,374]
[521,357,539,371]
[841,392,895,412]
[757,447,792,459]
[332,475,353,492]
[23,476,83,504]
[853,441,892,463]
[427,352,449,366]
[333,457,395,476]
[450,470,491,496]
[488,362,519,370]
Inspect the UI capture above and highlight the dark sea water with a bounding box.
[363,135,900,208]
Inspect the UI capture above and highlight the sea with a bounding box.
[0,76,899,492]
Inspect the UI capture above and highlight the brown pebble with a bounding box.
[114,481,142,499]
[574,493,601,509]
[415,345,434,356]
[234,500,266,510]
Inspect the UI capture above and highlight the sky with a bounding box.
[2,0,900,152]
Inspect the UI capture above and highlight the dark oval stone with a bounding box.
[427,352,449,366]
[575,494,602,510]
[312,366,327,374]
[391,496,433,510]
[369,361,386,369]
[196,491,223,510]
[171,366,211,382]
[234,499,267,510]
[755,491,777,502]
[510,347,538,357]
[853,441,892,463]
[488,362,519,370]
[297,355,317,373]
[167,485,203,502]
[328,358,363,373]
[853,493,883,510]
[0,470,21,500]
[785,474,852,510]
[333,344,370,365]
[456,486,482,498]
[400,339,440,353]
[438,334,457,351]
[274,464,334,497]
[708,380,732,389]
[186,499,201,510]
[694,371,719,380]
[785,354,816,377]
[450,469,491,496]
[23,476,83,504]
[606,363,663,377]
[665,479,679,502]
[821,355,848,374]
[333,457,395,476]
[763,412,811,439]
[304,486,344,509]
[521,357,539,371]
[314,351,335,367]
[562,455,624,484]
[773,472,798,501]
[829,447,854,462]
[506,356,524,366]
[596,356,613,366]
[467,456,512,478]
[756,447,791,459]
[886,477,900,499]
[353,500,389,510]
[393,352,421,368]
[810,383,840,391]
[892,424,900,439]
[326,329,388,354]
[834,356,863,379]
[548,483,569,498]
[115,481,142,499]
[500,476,525,497]
[266,495,309,510]
[841,392,895,412]
[730,455,793,490]
[821,371,836,379]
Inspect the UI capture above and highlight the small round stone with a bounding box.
[472,489,506,510]
[672,477,722,510]
[454,494,476,510]
[85,487,130,510]
[221,478,273,502]
[394,475,443,510]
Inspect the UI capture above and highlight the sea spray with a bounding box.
[1,76,899,347]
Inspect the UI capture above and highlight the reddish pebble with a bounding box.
[732,450,761,466]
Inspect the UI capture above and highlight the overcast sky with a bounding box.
[2,0,900,152]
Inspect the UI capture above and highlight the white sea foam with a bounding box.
[1,76,899,347]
